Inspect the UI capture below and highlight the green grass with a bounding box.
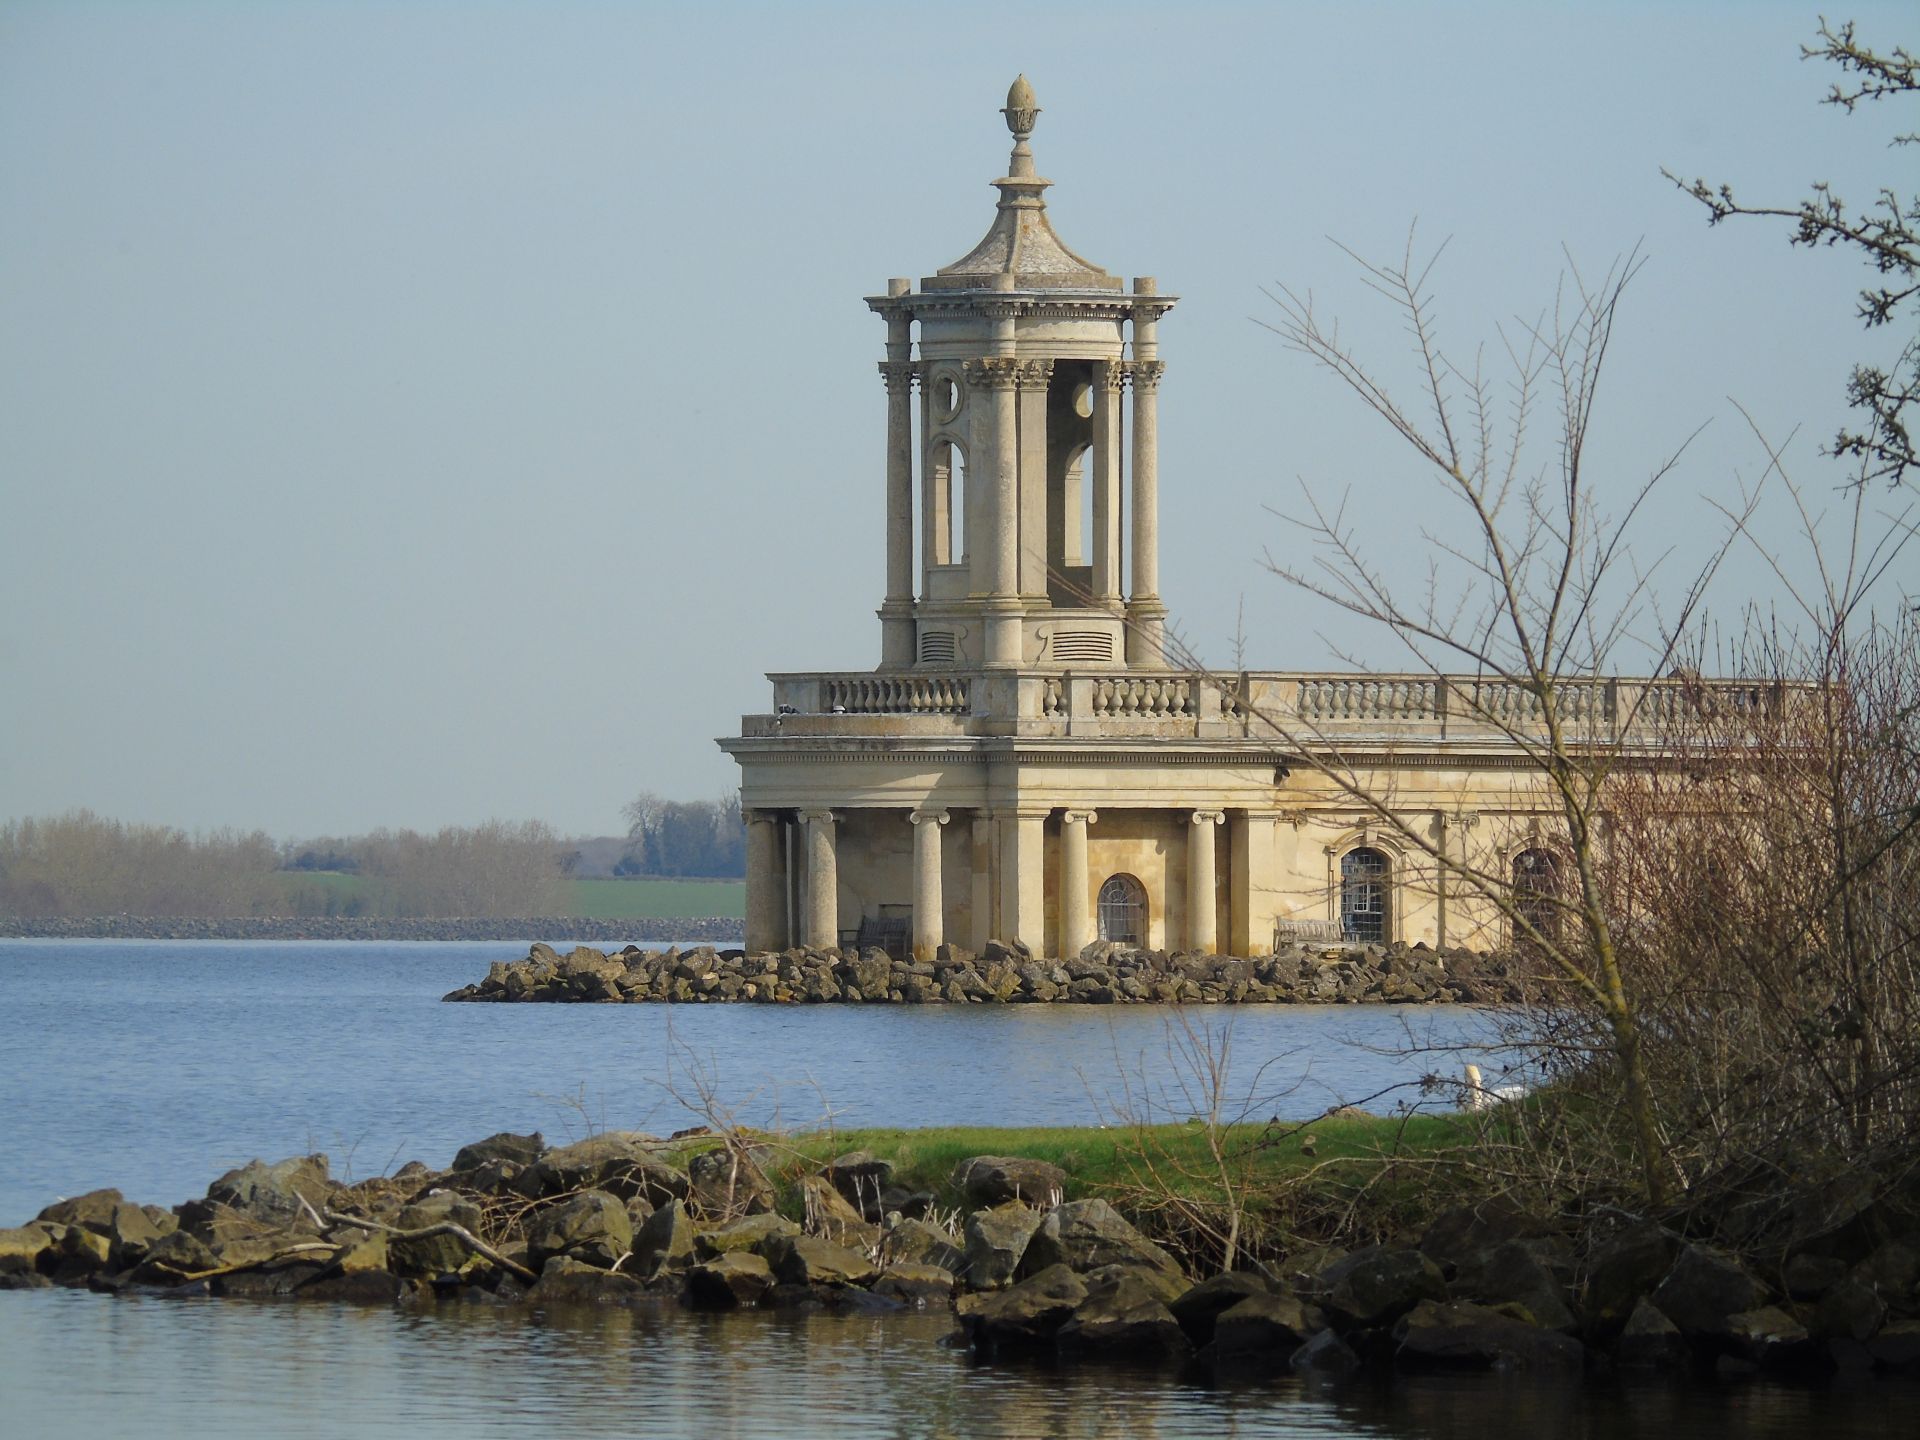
[565,877,744,920]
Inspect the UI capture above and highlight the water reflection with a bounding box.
[2,1291,1913,1440]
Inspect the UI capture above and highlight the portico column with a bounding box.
[878,279,917,668]
[1091,361,1123,606]
[910,809,950,961]
[1187,810,1224,954]
[999,808,1047,950]
[801,809,839,950]
[1127,278,1168,667]
[745,810,789,954]
[1059,809,1097,960]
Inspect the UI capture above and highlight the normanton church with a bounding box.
[720,79,1741,964]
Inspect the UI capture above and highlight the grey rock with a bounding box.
[525,1255,649,1307]
[1392,1299,1586,1370]
[688,1251,776,1308]
[525,1190,632,1271]
[1168,1271,1271,1345]
[952,1156,1067,1209]
[964,1204,1045,1290]
[873,1263,957,1306]
[1211,1292,1322,1366]
[1290,1327,1361,1376]
[1021,1198,1182,1279]
[762,1233,879,1288]
[630,1198,697,1280]
[1315,1245,1447,1329]
[451,1132,545,1172]
[1616,1297,1690,1370]
[956,1263,1089,1350]
[1650,1244,1768,1338]
[388,1193,486,1276]
[1058,1270,1193,1358]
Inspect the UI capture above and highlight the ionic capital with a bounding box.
[909,808,951,827]
[799,808,837,827]
[1060,809,1099,827]
[1190,809,1225,826]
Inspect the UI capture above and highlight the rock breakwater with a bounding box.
[443,938,1536,1006]
[8,1132,1917,1383]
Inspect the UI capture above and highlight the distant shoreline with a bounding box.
[0,916,743,943]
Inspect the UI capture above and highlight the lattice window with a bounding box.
[1341,847,1390,943]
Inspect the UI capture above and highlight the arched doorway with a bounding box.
[1511,848,1560,947]
[1340,847,1390,943]
[1097,873,1147,946]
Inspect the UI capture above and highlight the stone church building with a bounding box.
[719,79,1736,963]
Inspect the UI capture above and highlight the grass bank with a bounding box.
[749,1111,1488,1266]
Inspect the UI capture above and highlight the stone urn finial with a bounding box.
[1002,75,1039,139]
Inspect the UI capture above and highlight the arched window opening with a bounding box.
[1341,847,1390,944]
[930,440,968,566]
[1098,873,1147,946]
[1512,848,1560,947]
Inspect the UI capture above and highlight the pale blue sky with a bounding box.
[1,1,1911,838]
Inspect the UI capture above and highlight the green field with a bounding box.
[565,877,744,920]
[273,872,744,919]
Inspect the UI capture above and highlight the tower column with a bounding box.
[1059,809,1097,960]
[1187,810,1223,953]
[1091,360,1124,606]
[1016,359,1053,596]
[970,294,1024,667]
[745,810,789,954]
[910,809,949,961]
[1127,277,1168,667]
[802,809,839,950]
[878,281,916,668]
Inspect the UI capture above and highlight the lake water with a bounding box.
[1,940,1910,1438]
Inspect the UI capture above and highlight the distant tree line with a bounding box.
[618,793,745,878]
[0,812,568,919]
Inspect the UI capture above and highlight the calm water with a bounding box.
[2,941,1908,1438]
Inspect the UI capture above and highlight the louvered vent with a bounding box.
[1052,631,1114,664]
[919,630,957,665]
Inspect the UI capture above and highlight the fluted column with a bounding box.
[1059,809,1097,960]
[1187,810,1223,954]
[802,809,839,950]
[910,808,949,961]
[745,810,789,954]
[1091,360,1123,606]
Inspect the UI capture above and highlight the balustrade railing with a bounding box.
[821,675,971,715]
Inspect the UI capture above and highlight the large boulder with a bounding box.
[192,1156,333,1231]
[1210,1292,1323,1367]
[514,1134,686,1207]
[964,1205,1045,1290]
[797,1176,881,1252]
[130,1230,219,1285]
[1057,1270,1193,1359]
[1725,1306,1815,1368]
[1581,1219,1680,1333]
[388,1193,487,1277]
[688,1251,776,1308]
[1290,1327,1362,1376]
[956,1263,1089,1351]
[525,1191,632,1271]
[695,1213,800,1259]
[1615,1297,1690,1370]
[451,1132,546,1172]
[630,1199,697,1280]
[1020,1199,1182,1280]
[824,1151,895,1217]
[525,1255,649,1307]
[687,1146,776,1219]
[35,1189,124,1233]
[1451,1241,1577,1332]
[873,1263,956,1307]
[1169,1272,1271,1346]
[883,1217,966,1276]
[1815,1275,1887,1342]
[1649,1244,1768,1339]
[1314,1246,1447,1329]
[0,1225,59,1276]
[1417,1199,1554,1272]
[1392,1300,1586,1370]
[953,1156,1067,1209]
[762,1233,879,1288]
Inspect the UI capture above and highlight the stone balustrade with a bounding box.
[754,670,1799,742]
